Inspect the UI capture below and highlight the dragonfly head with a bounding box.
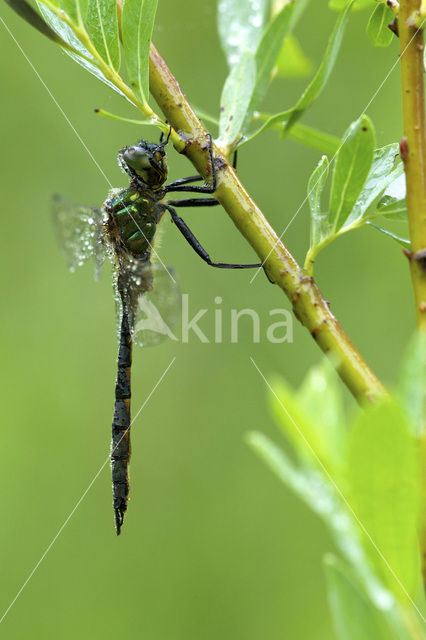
[119,141,168,189]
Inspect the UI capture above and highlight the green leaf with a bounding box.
[376,174,407,220]
[348,400,421,601]
[275,35,313,78]
[289,0,314,28]
[298,359,346,467]
[86,0,120,71]
[376,196,407,220]
[280,2,352,137]
[245,0,350,144]
[218,50,256,148]
[248,114,340,153]
[329,115,375,231]
[60,0,79,23]
[37,3,127,98]
[243,4,350,143]
[286,122,340,155]
[324,554,396,640]
[367,222,410,248]
[247,431,309,495]
[267,370,344,475]
[344,144,402,227]
[122,0,158,106]
[217,0,269,67]
[367,3,394,47]
[329,0,375,10]
[247,431,397,613]
[248,3,294,116]
[308,155,331,248]
[4,0,71,47]
[398,332,426,435]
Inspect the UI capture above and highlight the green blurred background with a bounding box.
[0,1,413,637]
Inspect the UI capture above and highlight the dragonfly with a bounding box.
[53,131,262,535]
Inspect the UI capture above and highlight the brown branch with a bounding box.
[148,43,387,405]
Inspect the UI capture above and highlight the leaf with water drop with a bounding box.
[217,0,269,67]
[218,50,256,148]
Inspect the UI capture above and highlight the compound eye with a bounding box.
[123,147,151,170]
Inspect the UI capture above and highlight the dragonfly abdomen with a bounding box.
[111,302,133,535]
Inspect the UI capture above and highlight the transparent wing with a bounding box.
[115,260,181,347]
[52,194,107,278]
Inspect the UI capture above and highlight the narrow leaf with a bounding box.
[250,2,351,141]
[376,174,407,220]
[60,0,79,24]
[344,144,402,227]
[308,155,331,248]
[287,123,340,155]
[329,0,375,10]
[289,0,314,29]
[37,2,127,98]
[247,431,308,495]
[86,0,120,71]
[324,555,396,640]
[348,401,421,600]
[367,223,410,248]
[247,431,396,613]
[329,115,375,231]
[268,372,344,475]
[281,2,352,137]
[247,114,340,153]
[218,50,256,147]
[249,3,294,114]
[298,359,346,468]
[367,3,394,47]
[5,0,74,48]
[122,0,158,105]
[376,197,407,220]
[217,0,269,67]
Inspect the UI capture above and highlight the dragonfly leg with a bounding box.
[165,137,239,196]
[165,205,262,269]
[167,197,219,207]
[159,124,172,146]
[166,175,204,189]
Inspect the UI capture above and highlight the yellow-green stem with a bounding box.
[399,0,426,330]
[148,44,386,405]
[399,0,426,589]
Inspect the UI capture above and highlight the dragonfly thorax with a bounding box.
[105,186,164,260]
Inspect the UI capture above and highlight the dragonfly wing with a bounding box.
[115,260,180,347]
[52,194,107,276]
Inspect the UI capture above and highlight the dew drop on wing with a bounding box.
[113,262,181,348]
[51,194,107,279]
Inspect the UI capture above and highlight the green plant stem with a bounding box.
[399,0,426,331]
[148,44,386,405]
[399,0,426,590]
